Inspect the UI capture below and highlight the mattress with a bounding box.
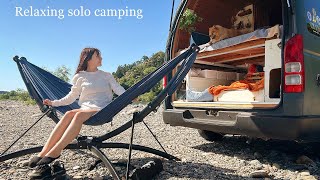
[179,24,282,55]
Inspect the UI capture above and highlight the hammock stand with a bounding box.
[0,45,199,179]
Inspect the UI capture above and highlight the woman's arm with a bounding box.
[108,73,126,96]
[50,74,82,107]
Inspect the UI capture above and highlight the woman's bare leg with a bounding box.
[44,110,98,158]
[38,109,82,157]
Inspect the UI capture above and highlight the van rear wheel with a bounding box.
[198,130,224,141]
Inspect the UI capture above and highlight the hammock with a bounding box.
[16,47,195,126]
[1,45,199,180]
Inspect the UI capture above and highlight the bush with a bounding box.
[0,89,36,105]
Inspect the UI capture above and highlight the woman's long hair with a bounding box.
[75,48,101,74]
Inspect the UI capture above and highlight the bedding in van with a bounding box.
[186,88,264,102]
[179,24,282,55]
[200,24,282,52]
[186,78,265,102]
[186,88,213,102]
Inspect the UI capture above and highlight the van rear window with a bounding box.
[305,0,320,37]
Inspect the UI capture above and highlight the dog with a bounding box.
[209,25,251,45]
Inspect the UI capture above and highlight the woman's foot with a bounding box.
[36,155,61,166]
[28,156,43,168]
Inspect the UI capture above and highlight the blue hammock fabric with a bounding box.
[15,46,197,126]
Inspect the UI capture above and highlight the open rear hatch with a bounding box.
[170,0,283,110]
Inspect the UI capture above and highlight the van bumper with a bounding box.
[163,109,320,142]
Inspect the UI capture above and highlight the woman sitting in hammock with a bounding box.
[28,47,126,167]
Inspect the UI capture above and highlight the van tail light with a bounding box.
[284,34,304,93]
[163,75,167,89]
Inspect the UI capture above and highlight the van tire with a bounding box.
[198,130,224,141]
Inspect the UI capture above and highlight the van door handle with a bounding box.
[316,74,320,87]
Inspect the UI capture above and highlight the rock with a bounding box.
[296,155,316,166]
[73,166,81,170]
[239,160,246,166]
[31,113,43,118]
[126,108,140,115]
[16,168,28,172]
[93,176,104,180]
[87,171,99,177]
[249,170,269,178]
[272,163,280,169]
[73,175,83,179]
[18,160,29,167]
[249,160,263,169]
[9,168,16,173]
[297,171,317,180]
[300,171,310,176]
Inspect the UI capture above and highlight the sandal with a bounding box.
[28,156,42,168]
[37,155,60,166]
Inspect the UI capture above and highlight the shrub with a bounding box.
[0,89,36,105]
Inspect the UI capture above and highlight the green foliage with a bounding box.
[113,51,165,102]
[0,89,36,105]
[42,65,71,82]
[179,8,203,33]
[53,65,71,82]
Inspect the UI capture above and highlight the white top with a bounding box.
[52,70,125,111]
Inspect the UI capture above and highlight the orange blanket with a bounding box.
[208,78,264,96]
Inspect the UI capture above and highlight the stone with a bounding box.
[73,166,81,170]
[272,163,280,169]
[300,171,311,176]
[31,113,42,118]
[73,175,83,179]
[93,176,104,180]
[249,170,269,178]
[18,160,29,167]
[16,169,28,172]
[249,160,263,169]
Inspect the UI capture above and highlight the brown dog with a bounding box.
[209,25,251,44]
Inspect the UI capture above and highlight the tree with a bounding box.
[113,51,165,102]
[42,65,71,82]
[53,65,71,82]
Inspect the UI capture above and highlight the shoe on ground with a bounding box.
[29,164,52,179]
[36,155,60,166]
[51,161,66,177]
[28,156,42,168]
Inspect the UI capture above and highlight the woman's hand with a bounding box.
[43,99,52,106]
[132,98,139,103]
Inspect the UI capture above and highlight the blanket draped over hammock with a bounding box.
[208,78,264,96]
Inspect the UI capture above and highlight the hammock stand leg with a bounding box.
[0,142,178,162]
[125,113,136,180]
[89,146,121,180]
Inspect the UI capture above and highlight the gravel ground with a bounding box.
[0,100,320,180]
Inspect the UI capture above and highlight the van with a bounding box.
[162,0,320,142]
